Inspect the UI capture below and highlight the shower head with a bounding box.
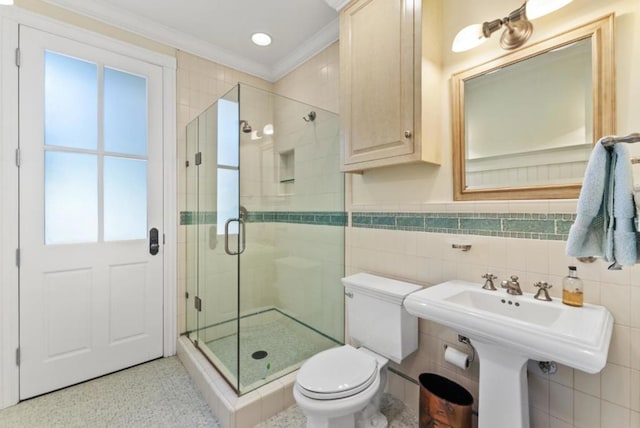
[239,120,252,133]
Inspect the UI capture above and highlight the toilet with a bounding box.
[294,272,422,428]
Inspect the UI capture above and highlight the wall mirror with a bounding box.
[451,14,614,201]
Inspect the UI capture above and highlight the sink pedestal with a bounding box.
[404,280,614,428]
[473,340,530,428]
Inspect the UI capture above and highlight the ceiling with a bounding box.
[40,0,342,82]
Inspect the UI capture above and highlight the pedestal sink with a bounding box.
[404,280,614,428]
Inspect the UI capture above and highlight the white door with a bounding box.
[18,26,164,399]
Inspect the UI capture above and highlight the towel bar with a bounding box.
[600,132,640,149]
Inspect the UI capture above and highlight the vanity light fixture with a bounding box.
[452,0,573,52]
[251,32,272,47]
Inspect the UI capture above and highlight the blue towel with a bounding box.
[566,143,609,258]
[609,144,637,265]
[566,142,638,266]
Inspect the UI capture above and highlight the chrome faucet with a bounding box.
[481,273,497,291]
[501,275,523,295]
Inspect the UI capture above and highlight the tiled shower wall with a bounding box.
[177,44,344,342]
[273,42,339,114]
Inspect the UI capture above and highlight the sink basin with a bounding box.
[404,280,614,428]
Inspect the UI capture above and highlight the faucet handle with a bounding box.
[510,275,519,282]
[481,273,497,291]
[534,281,553,301]
[534,281,551,290]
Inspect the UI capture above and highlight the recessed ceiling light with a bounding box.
[251,32,272,47]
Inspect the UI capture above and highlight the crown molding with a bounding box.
[270,17,339,81]
[36,0,338,82]
[1,4,176,68]
[323,0,351,12]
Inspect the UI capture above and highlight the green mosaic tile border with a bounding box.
[352,212,576,241]
[180,211,216,225]
[247,211,347,226]
[180,211,347,227]
[181,210,577,240]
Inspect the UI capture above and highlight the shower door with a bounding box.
[184,84,344,395]
[190,87,243,390]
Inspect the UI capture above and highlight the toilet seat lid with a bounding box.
[297,345,378,399]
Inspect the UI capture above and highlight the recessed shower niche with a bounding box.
[183,83,345,395]
[279,149,295,195]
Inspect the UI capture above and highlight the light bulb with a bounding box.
[0,0,14,4]
[452,24,488,53]
[263,123,274,135]
[251,33,272,47]
[525,0,573,20]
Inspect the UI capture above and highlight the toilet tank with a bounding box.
[342,273,422,364]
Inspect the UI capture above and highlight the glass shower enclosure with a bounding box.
[184,84,345,395]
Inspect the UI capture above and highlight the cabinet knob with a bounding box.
[404,130,412,138]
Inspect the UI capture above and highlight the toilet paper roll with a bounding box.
[444,346,470,370]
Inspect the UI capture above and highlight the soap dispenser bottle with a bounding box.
[562,266,583,307]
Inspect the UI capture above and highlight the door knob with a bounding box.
[149,228,159,255]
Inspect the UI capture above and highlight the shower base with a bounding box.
[201,308,340,393]
[177,308,341,428]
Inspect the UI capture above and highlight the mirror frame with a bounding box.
[451,14,615,201]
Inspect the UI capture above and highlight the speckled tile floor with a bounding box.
[0,356,418,428]
[256,393,419,428]
[0,357,220,428]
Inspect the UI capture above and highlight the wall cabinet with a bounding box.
[340,0,441,172]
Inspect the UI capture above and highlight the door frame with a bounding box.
[0,7,177,409]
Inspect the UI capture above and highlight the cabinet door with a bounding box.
[341,0,416,169]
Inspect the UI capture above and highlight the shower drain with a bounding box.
[252,350,268,360]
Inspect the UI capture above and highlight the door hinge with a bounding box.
[194,296,202,312]
[15,148,20,167]
[15,248,20,267]
[185,160,190,167]
[163,233,166,245]
[195,152,202,166]
[15,48,20,68]
[16,348,20,366]
[185,291,189,299]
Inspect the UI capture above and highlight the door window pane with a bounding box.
[45,151,98,244]
[104,156,148,241]
[217,168,239,235]
[104,68,148,156]
[44,51,98,150]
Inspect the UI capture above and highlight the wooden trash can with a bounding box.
[419,373,473,428]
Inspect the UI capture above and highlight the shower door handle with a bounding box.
[224,218,246,255]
